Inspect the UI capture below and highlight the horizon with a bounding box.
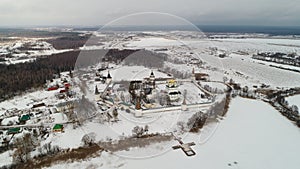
[0,0,299,27]
[1,24,300,36]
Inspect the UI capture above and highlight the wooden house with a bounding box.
[53,124,64,132]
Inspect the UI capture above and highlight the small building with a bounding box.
[194,73,209,81]
[19,114,30,122]
[59,89,67,93]
[167,79,177,88]
[53,124,64,132]
[57,93,65,99]
[192,68,209,81]
[168,90,181,101]
[47,86,59,91]
[32,103,46,109]
[7,127,21,135]
[64,83,71,89]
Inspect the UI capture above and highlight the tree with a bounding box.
[144,125,149,133]
[69,69,73,78]
[132,126,145,138]
[291,105,299,113]
[223,76,228,83]
[81,132,96,146]
[95,85,99,95]
[38,142,60,156]
[112,108,118,120]
[187,111,207,132]
[177,121,186,133]
[12,133,37,163]
[166,95,171,105]
[242,86,249,93]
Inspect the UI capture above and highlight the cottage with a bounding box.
[59,89,67,93]
[194,73,209,81]
[47,86,59,91]
[64,83,71,89]
[56,100,76,112]
[53,124,64,132]
[32,103,46,109]
[57,93,65,99]
[19,114,30,122]
[7,127,21,135]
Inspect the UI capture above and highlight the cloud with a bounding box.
[0,0,299,26]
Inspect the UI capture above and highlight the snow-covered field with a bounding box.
[109,66,171,81]
[124,34,300,88]
[286,94,300,109]
[47,97,300,169]
[0,38,71,64]
[1,31,300,168]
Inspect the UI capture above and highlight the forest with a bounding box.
[0,49,138,101]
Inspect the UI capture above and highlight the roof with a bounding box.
[20,114,30,121]
[53,124,63,130]
[107,71,112,78]
[8,127,20,134]
[32,103,46,108]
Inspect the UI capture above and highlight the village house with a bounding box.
[53,124,64,132]
[7,127,21,135]
[19,114,31,123]
[56,100,77,112]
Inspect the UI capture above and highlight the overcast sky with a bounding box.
[0,0,299,27]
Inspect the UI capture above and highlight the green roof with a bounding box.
[20,114,30,121]
[53,124,63,130]
[8,127,20,134]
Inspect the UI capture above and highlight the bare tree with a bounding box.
[187,111,208,132]
[81,132,96,146]
[177,121,186,133]
[12,133,37,163]
[132,126,145,138]
[112,108,118,120]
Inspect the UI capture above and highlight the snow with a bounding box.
[1,31,300,168]
[109,34,300,88]
[46,97,300,169]
[219,38,300,48]
[1,116,19,125]
[107,65,170,81]
[42,125,85,149]
[0,38,73,65]
[126,37,182,47]
[286,94,300,109]
[200,81,228,91]
[0,89,57,114]
[0,150,13,166]
[50,113,68,124]
[196,52,300,87]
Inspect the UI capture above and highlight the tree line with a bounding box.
[0,49,138,101]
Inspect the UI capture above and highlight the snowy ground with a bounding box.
[0,37,72,64]
[46,97,300,169]
[1,31,300,168]
[107,32,300,88]
[286,94,300,109]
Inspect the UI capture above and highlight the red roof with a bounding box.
[59,89,66,93]
[47,86,59,91]
[64,83,71,88]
